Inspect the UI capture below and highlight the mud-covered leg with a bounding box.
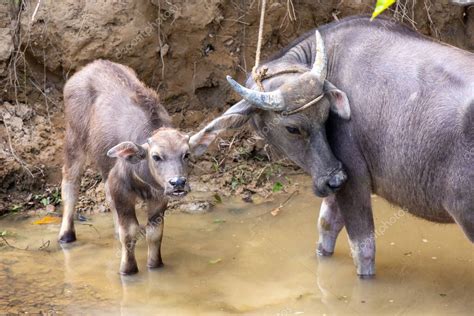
[110,186,139,275]
[327,132,376,278]
[117,210,140,275]
[335,179,376,278]
[58,151,85,243]
[146,199,168,269]
[317,195,345,256]
[105,181,119,239]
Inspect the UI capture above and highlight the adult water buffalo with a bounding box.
[190,16,474,277]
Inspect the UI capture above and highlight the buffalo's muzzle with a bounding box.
[327,170,347,190]
[313,169,347,197]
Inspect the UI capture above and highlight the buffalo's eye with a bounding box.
[285,126,301,135]
[183,152,191,160]
[152,154,163,162]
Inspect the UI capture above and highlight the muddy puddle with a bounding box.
[1,175,473,315]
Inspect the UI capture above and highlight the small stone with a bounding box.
[15,103,34,120]
[158,43,169,57]
[180,200,213,214]
[9,116,23,131]
[45,204,55,213]
[422,239,428,243]
[242,192,253,203]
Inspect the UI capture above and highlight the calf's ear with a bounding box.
[107,141,148,164]
[189,100,255,156]
[324,80,350,120]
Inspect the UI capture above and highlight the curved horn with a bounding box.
[226,76,285,111]
[311,30,327,80]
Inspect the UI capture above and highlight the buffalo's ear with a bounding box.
[107,141,148,164]
[189,100,255,156]
[324,80,350,120]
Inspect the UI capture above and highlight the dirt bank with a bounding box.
[0,0,473,213]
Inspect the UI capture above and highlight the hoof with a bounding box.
[147,261,164,269]
[358,273,376,280]
[58,231,76,244]
[316,243,334,257]
[120,265,139,275]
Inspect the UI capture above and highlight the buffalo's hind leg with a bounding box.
[453,211,474,242]
[445,192,474,242]
[58,138,85,243]
[445,156,474,242]
[317,195,345,256]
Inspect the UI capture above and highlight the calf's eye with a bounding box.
[152,154,162,162]
[285,126,301,135]
[183,153,191,160]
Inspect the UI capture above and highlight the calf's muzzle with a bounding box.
[167,176,189,197]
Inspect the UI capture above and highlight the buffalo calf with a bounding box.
[59,60,193,275]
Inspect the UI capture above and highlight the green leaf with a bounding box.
[371,0,396,21]
[213,193,223,204]
[231,178,239,190]
[40,197,50,206]
[10,204,22,212]
[272,181,284,193]
[208,258,222,264]
[213,219,226,224]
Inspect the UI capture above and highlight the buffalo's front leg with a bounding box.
[335,181,376,278]
[146,199,167,269]
[110,187,139,275]
[328,139,376,278]
[317,195,345,256]
[117,210,140,275]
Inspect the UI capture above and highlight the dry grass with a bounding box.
[392,0,440,38]
[2,0,51,178]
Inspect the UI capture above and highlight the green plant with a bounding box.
[10,204,22,212]
[33,187,62,206]
[371,0,396,20]
[272,182,284,193]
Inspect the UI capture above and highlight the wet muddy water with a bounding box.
[1,176,473,315]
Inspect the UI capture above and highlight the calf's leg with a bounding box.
[146,199,168,269]
[110,186,140,275]
[105,180,120,239]
[317,195,345,256]
[117,212,140,275]
[58,147,85,243]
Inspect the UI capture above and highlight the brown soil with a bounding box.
[0,0,473,215]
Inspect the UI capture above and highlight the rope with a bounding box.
[252,0,267,91]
